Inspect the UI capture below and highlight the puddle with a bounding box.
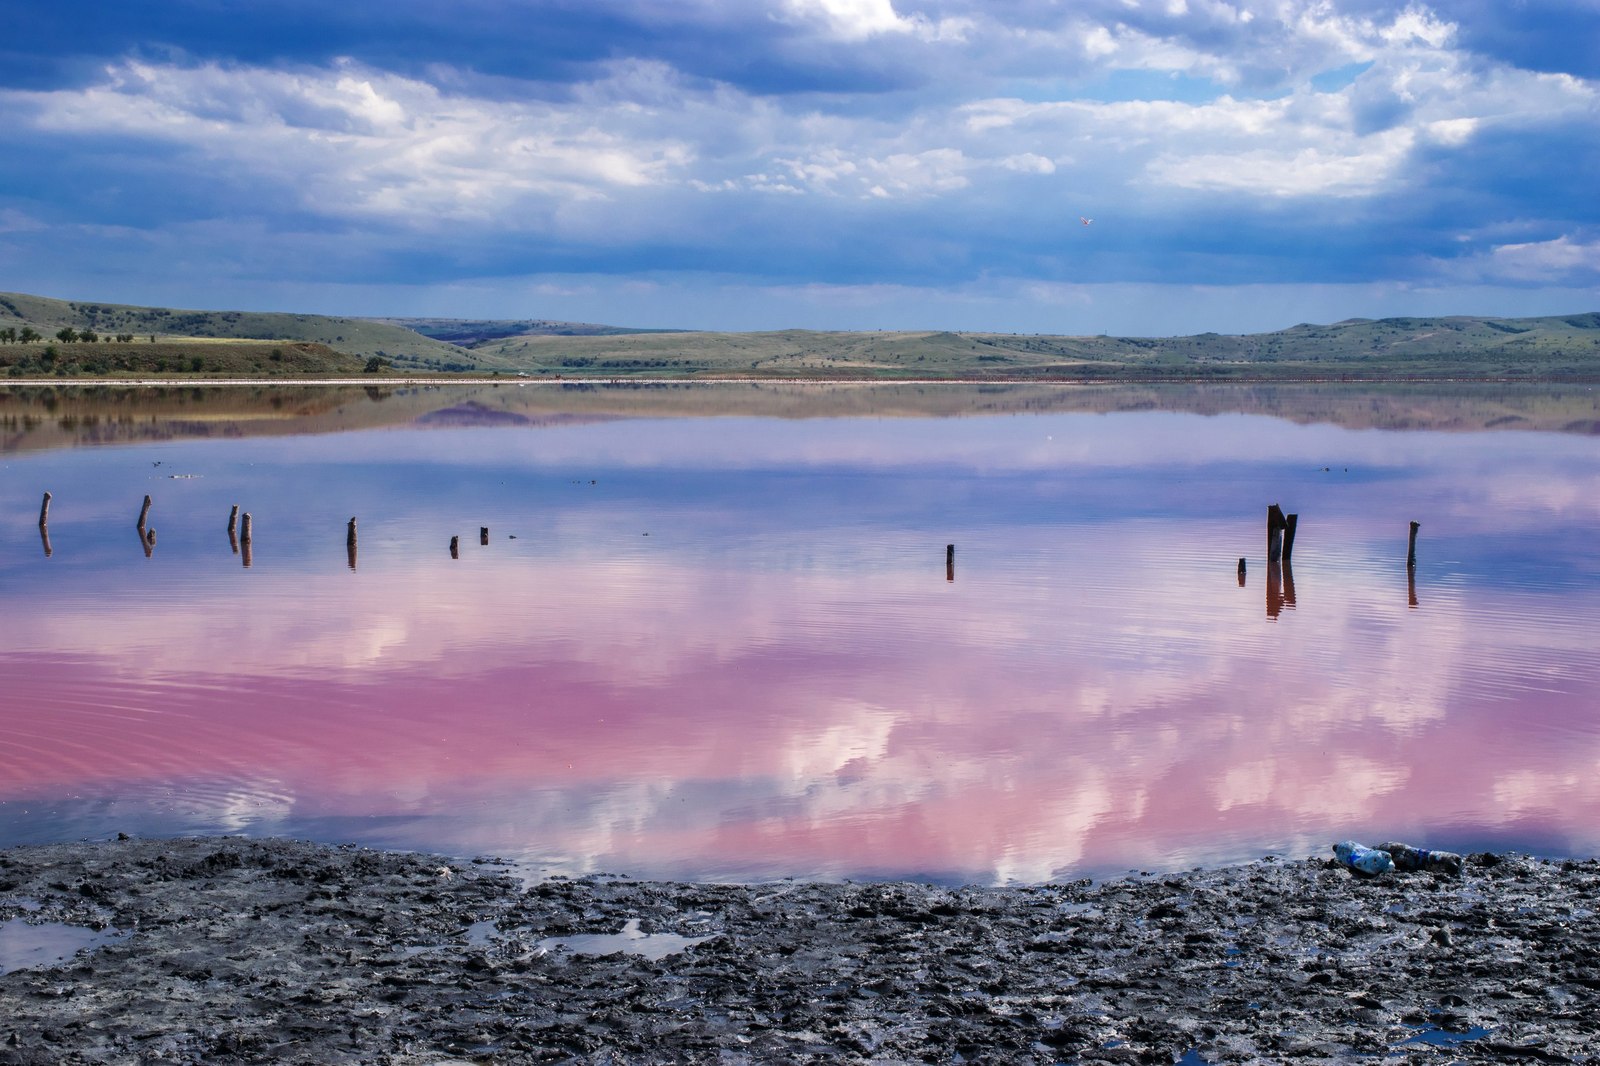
[0,918,128,975]
[1398,1022,1492,1048]
[536,918,714,961]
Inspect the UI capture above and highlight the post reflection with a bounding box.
[4,395,1600,882]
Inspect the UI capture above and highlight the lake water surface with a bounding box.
[3,383,1598,883]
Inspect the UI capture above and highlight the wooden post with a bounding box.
[242,539,253,569]
[40,526,52,558]
[946,544,955,583]
[136,494,152,532]
[1407,521,1420,569]
[480,526,489,546]
[228,505,239,535]
[450,535,460,559]
[39,491,51,528]
[1237,557,1246,587]
[1408,567,1419,609]
[240,512,253,544]
[1283,514,1298,564]
[142,527,156,558]
[1267,504,1286,563]
[347,517,358,546]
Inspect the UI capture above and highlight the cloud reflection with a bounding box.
[2,410,1599,882]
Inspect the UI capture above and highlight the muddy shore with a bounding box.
[1,837,1595,1064]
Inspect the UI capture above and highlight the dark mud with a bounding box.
[1,837,1596,1063]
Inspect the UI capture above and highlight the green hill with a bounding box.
[461,314,1600,380]
[369,316,686,348]
[0,291,472,372]
[2,289,1598,381]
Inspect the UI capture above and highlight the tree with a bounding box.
[19,326,40,344]
[56,327,78,343]
[0,327,15,344]
[80,330,98,343]
[363,356,390,373]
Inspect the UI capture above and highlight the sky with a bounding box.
[1,0,1597,335]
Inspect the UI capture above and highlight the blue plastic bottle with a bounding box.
[1333,840,1394,876]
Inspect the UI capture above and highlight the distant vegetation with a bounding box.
[2,290,1598,381]
[0,291,459,375]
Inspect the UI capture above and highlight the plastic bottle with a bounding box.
[1332,840,1394,876]
[1373,841,1464,876]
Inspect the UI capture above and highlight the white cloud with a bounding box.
[13,59,698,227]
[3,0,1597,322]
[1486,236,1600,283]
[779,0,972,41]
[1146,128,1417,196]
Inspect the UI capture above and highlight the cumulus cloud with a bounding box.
[1,0,1596,326]
[1485,235,1600,283]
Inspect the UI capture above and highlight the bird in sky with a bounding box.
[1080,216,1093,226]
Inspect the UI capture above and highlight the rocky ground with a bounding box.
[1,836,1596,1064]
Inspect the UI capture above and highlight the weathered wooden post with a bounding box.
[1283,513,1298,564]
[142,527,156,558]
[227,505,239,535]
[346,517,358,570]
[136,494,152,532]
[1267,504,1286,563]
[39,491,51,528]
[450,535,460,558]
[1408,567,1419,609]
[1407,521,1420,569]
[1237,557,1246,587]
[40,526,52,558]
[240,513,253,544]
[480,526,489,546]
[946,544,955,582]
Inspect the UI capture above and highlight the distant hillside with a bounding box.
[461,313,1600,380]
[369,316,686,348]
[0,291,471,372]
[2,289,1598,381]
[0,336,369,379]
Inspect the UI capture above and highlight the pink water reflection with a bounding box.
[7,395,1600,880]
[5,507,1599,883]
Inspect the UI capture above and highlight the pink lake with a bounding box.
[2,383,1598,883]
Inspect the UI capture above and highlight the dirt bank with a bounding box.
[1,836,1595,1063]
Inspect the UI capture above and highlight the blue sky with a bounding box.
[1,0,1597,334]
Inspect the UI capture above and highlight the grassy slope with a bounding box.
[370,316,687,346]
[3,290,1599,380]
[0,291,470,370]
[0,339,371,379]
[467,314,1600,380]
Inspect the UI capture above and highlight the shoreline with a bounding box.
[3,836,1596,1063]
[6,373,1600,387]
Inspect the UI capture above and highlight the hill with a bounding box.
[0,291,471,373]
[368,316,686,348]
[462,314,1600,380]
[2,289,1598,381]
